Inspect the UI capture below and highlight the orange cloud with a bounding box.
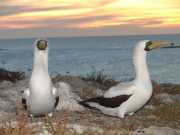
[0,0,180,37]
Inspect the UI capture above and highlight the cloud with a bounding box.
[0,14,116,29]
[123,17,164,27]
[1,23,180,39]
[0,0,180,38]
[0,5,80,16]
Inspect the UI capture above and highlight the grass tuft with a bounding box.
[82,70,110,84]
[81,69,118,90]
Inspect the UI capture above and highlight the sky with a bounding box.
[1,0,180,39]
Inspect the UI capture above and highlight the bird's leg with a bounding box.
[118,111,125,119]
[128,112,134,116]
[29,114,35,121]
[48,112,53,117]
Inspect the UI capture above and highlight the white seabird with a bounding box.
[22,39,84,116]
[22,40,58,117]
[80,40,174,118]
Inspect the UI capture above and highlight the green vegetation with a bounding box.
[81,69,118,90]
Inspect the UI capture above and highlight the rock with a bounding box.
[0,111,12,118]
[95,88,104,96]
[52,75,106,99]
[172,94,180,102]
[0,68,25,83]
[66,124,103,134]
[0,98,16,113]
[155,93,175,104]
[0,79,29,114]
[55,82,84,111]
[134,126,180,135]
[0,81,13,88]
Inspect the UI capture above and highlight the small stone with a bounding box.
[134,126,180,135]
[144,105,155,110]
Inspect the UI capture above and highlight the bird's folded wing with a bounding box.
[21,88,30,99]
[21,88,30,110]
[52,87,58,97]
[104,82,135,98]
[80,94,132,108]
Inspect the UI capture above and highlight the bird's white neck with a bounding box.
[32,48,49,75]
[133,43,151,85]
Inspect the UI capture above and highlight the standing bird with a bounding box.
[80,40,175,118]
[22,40,58,117]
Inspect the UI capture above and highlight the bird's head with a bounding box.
[144,40,175,51]
[36,40,48,51]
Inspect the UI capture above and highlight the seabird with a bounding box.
[80,40,175,118]
[22,39,58,117]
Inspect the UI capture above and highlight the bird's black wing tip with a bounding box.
[21,98,27,110]
[79,95,132,108]
[79,101,91,108]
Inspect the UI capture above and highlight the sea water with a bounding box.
[0,34,180,84]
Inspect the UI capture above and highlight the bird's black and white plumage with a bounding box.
[21,40,58,117]
[80,40,174,118]
[21,40,84,117]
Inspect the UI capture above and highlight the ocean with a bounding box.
[0,34,180,84]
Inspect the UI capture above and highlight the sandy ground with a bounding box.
[0,73,180,134]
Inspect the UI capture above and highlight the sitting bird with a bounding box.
[80,40,175,118]
[22,39,84,117]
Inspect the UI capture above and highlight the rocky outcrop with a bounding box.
[0,72,179,135]
[0,68,25,83]
[155,93,180,104]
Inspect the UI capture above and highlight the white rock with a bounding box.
[144,105,155,110]
[66,124,103,134]
[56,82,84,111]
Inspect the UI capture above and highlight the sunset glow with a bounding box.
[1,0,180,38]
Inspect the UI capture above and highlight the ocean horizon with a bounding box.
[0,34,180,84]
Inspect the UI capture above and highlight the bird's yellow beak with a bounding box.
[145,40,174,51]
[37,40,47,50]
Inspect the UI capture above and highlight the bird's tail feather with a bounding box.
[79,97,105,110]
[79,98,119,117]
[79,101,99,110]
